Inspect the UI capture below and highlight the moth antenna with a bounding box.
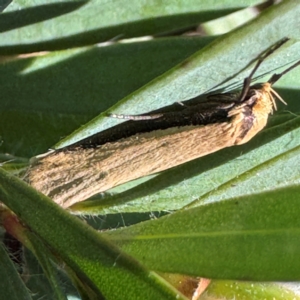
[108,113,163,120]
[238,38,289,103]
[268,59,300,85]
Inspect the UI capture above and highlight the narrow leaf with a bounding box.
[105,185,300,280]
[0,168,187,300]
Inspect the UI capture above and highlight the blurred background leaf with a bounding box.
[1,0,261,53]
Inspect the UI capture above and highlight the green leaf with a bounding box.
[0,168,187,300]
[205,280,300,300]
[0,244,32,300]
[104,185,300,280]
[55,0,300,149]
[1,0,259,53]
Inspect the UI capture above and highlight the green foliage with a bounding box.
[0,1,300,299]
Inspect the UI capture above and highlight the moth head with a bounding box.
[246,82,286,113]
[261,82,287,111]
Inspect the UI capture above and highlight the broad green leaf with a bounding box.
[0,168,187,300]
[55,0,300,149]
[0,243,32,300]
[1,0,260,53]
[104,185,300,280]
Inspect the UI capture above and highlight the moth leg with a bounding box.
[108,112,163,120]
[238,38,289,102]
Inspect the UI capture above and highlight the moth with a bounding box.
[26,39,300,208]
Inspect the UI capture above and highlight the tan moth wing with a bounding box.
[26,84,275,208]
[25,41,300,208]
